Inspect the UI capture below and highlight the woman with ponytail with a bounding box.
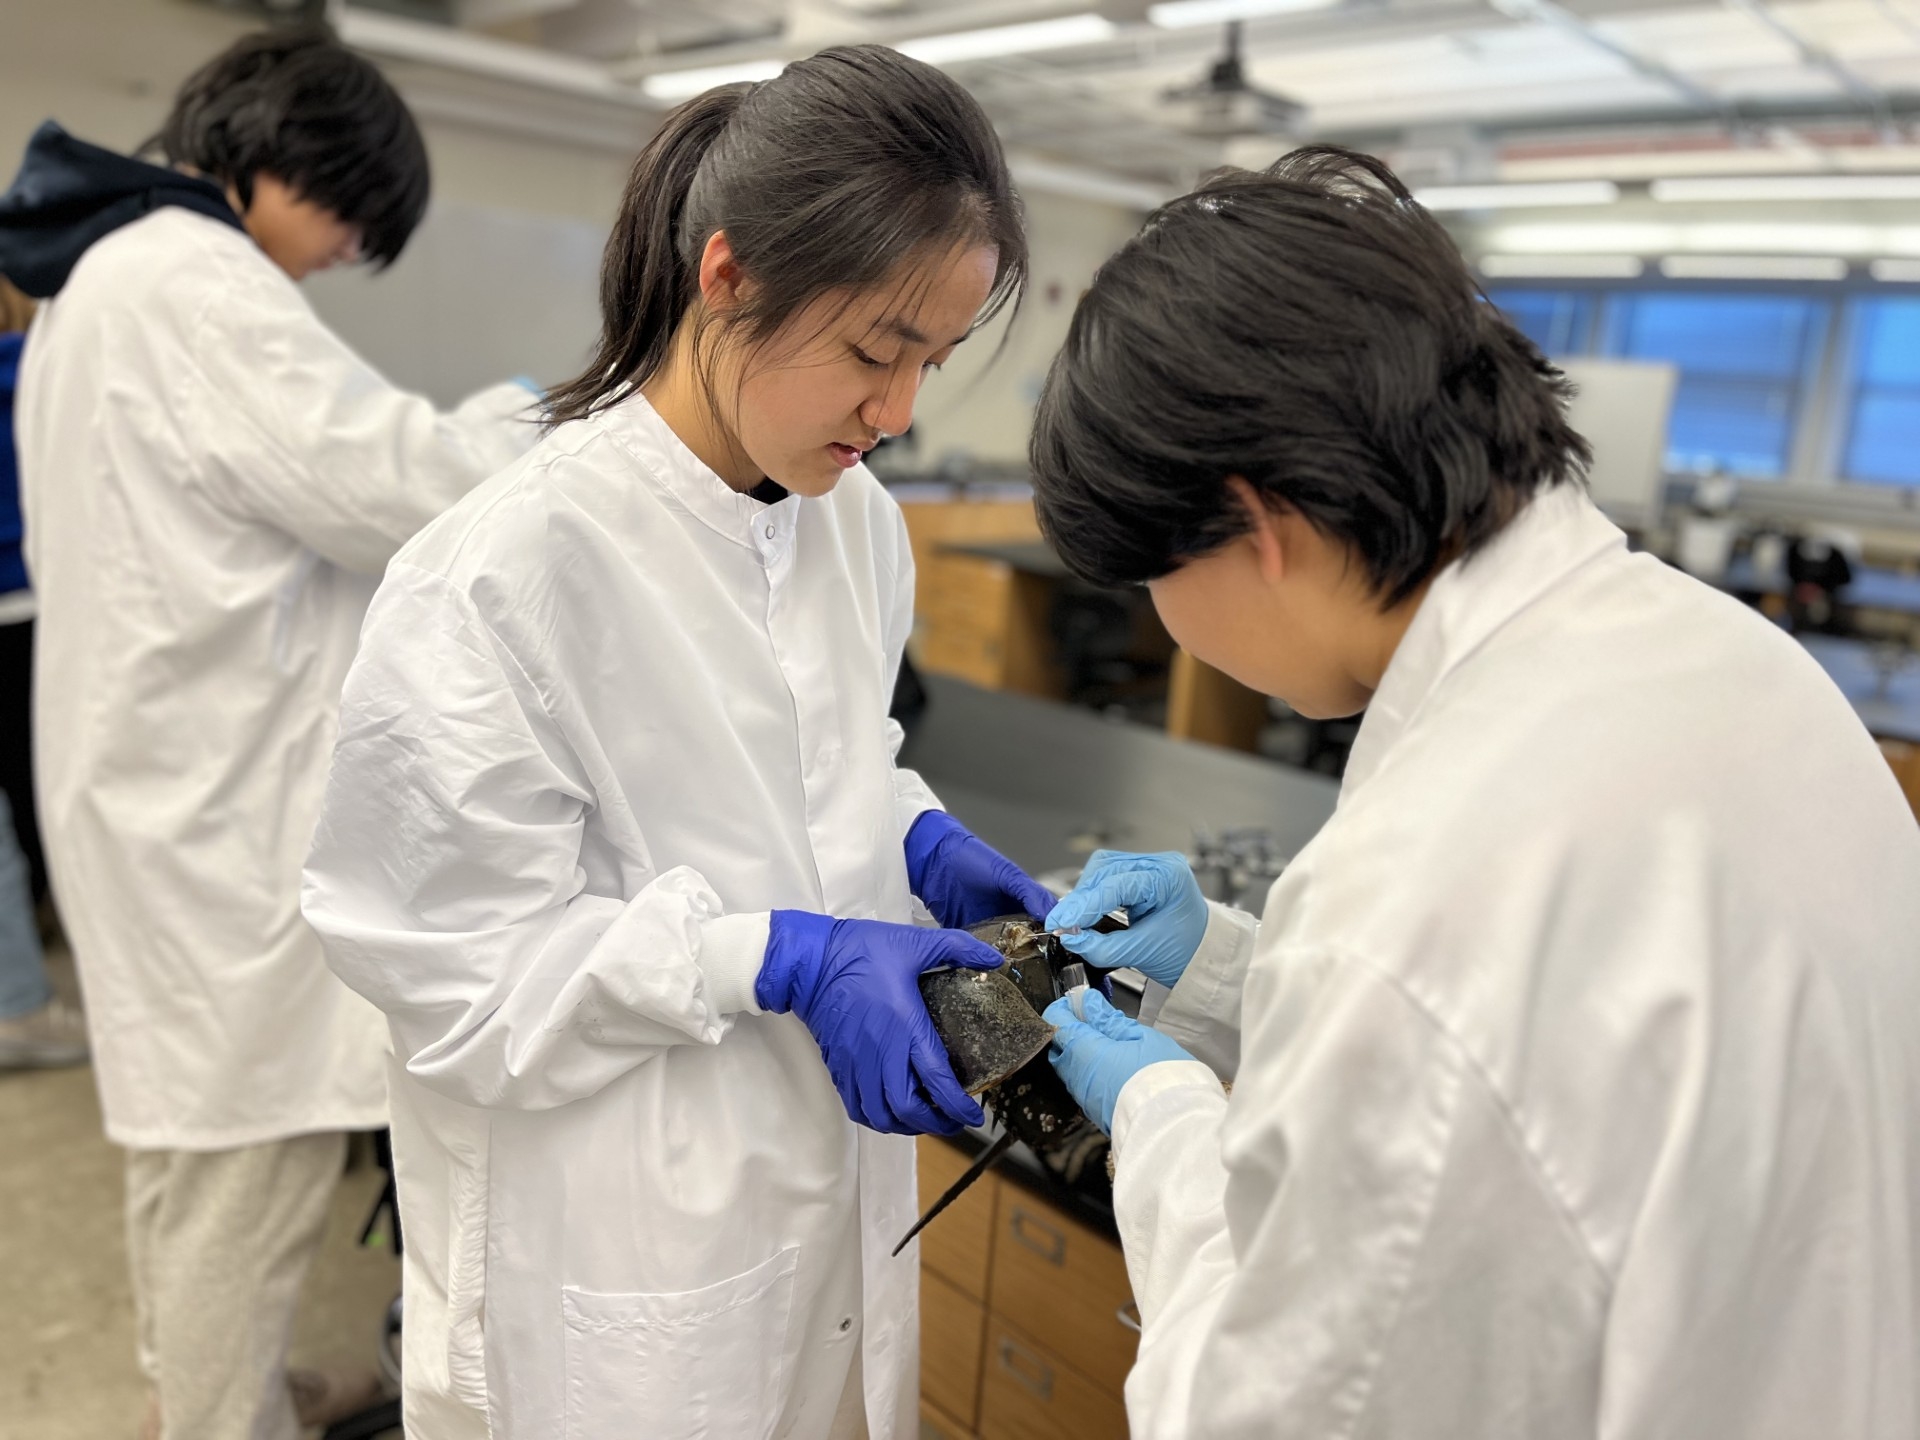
[303,45,1034,1440]
[1025,148,1919,1438]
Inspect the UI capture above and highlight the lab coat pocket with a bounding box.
[561,1245,800,1440]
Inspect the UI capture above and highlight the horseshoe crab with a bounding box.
[896,913,1122,1256]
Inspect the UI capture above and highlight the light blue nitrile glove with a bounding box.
[1043,850,1208,988]
[759,911,1002,1137]
[905,810,1058,930]
[1043,991,1197,1135]
[509,375,543,397]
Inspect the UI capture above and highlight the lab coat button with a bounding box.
[765,524,776,539]
[838,1317,853,1333]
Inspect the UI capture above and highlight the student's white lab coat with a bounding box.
[16,206,536,1150]
[1119,485,1920,1439]
[300,394,939,1440]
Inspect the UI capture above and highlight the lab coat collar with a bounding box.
[597,391,800,558]
[1341,484,1625,800]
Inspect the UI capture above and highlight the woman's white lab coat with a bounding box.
[16,206,535,1150]
[1119,486,1920,1439]
[300,394,939,1440]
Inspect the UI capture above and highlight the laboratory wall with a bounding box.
[1,0,1139,453]
[905,188,1144,470]
[1,0,634,408]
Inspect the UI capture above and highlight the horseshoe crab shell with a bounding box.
[898,913,1113,1257]
[917,963,1055,1096]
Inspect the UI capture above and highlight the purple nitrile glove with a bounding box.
[905,810,1057,930]
[759,911,1003,1136]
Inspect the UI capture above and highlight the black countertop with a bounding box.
[897,674,1339,878]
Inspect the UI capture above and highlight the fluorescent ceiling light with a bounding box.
[897,14,1116,65]
[641,60,784,101]
[1651,175,1920,203]
[1869,259,1920,283]
[1416,181,1620,212]
[1149,0,1343,25]
[1659,256,1849,281]
[1479,253,1645,278]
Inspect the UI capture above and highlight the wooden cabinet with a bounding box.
[916,1137,1138,1440]
[1167,648,1268,754]
[1880,738,1920,823]
[978,1316,1131,1440]
[898,496,1276,747]
[917,1129,998,1301]
[922,1271,987,1430]
[898,499,1061,699]
[922,1398,978,1439]
[987,1190,1138,1396]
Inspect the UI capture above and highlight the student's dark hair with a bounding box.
[1029,145,1590,606]
[546,44,1026,426]
[146,29,430,267]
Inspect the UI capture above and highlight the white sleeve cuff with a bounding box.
[1112,1059,1226,1159]
[894,780,942,845]
[1152,903,1258,1078]
[698,911,773,1016]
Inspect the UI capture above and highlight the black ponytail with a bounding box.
[547,44,1026,426]
[559,84,746,425]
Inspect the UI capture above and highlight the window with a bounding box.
[1840,297,1920,486]
[1598,293,1826,478]
[1487,288,1596,356]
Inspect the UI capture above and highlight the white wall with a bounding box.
[3,0,1142,458]
[907,187,1143,470]
[2,0,630,404]
[301,198,607,405]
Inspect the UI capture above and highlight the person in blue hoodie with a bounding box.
[0,274,84,1071]
[0,28,541,1440]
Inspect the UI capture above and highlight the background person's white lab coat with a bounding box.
[16,205,536,1149]
[1116,485,1920,1439]
[301,395,941,1440]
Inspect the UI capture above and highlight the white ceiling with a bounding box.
[345,0,1920,190]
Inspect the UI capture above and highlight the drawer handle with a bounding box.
[1117,1300,1142,1335]
[1009,1206,1066,1266]
[997,1335,1055,1401]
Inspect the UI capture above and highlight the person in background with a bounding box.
[0,273,83,1070]
[1031,148,1919,1439]
[0,29,541,1440]
[302,45,1041,1440]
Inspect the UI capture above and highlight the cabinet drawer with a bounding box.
[987,1187,1138,1396]
[978,1316,1129,1440]
[921,1398,977,1440]
[921,1269,985,1431]
[917,624,1006,689]
[915,1138,997,1300]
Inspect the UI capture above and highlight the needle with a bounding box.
[1045,911,1130,940]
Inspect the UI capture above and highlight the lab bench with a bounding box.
[895,673,1338,879]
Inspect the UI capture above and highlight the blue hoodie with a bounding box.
[0,120,243,298]
[0,330,26,596]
